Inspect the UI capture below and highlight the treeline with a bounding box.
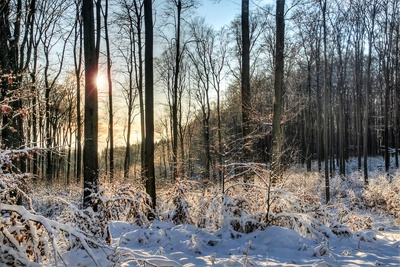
[0,0,399,190]
[104,0,399,187]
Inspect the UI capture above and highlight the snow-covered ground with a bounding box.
[114,221,400,266]
[61,218,399,266]
[1,157,400,266]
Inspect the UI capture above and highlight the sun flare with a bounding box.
[96,74,107,90]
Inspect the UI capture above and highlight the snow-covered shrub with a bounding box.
[97,182,152,226]
[363,174,400,218]
[0,173,31,206]
[0,149,34,207]
[26,183,82,221]
[330,172,365,202]
[0,204,103,266]
[196,187,266,234]
[218,194,262,233]
[164,178,193,224]
[56,182,152,241]
[335,201,372,231]
[265,173,352,239]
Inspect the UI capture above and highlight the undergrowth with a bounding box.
[1,154,399,266]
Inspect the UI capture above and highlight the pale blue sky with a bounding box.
[197,0,241,29]
[197,0,275,29]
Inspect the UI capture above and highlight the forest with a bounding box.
[0,0,399,266]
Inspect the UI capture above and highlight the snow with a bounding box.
[1,156,400,266]
[51,216,398,266]
[98,220,399,267]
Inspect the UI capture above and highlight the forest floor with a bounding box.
[1,157,400,266]
[97,217,399,266]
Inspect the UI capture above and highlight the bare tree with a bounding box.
[363,1,377,183]
[210,27,228,190]
[36,0,72,183]
[319,0,330,203]
[115,0,144,179]
[242,0,250,142]
[163,0,197,179]
[188,18,214,181]
[0,0,36,174]
[73,0,83,184]
[103,0,114,182]
[271,0,285,182]
[144,0,155,211]
[82,0,99,209]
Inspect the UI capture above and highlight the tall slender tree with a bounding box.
[271,0,285,181]
[82,0,99,209]
[172,0,183,180]
[164,0,196,179]
[104,0,114,182]
[320,0,330,203]
[188,19,213,181]
[144,0,156,210]
[363,2,377,184]
[74,0,83,184]
[242,0,250,141]
[115,0,143,180]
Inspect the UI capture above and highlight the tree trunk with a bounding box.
[74,0,83,184]
[132,0,145,180]
[364,5,376,184]
[242,0,250,140]
[144,0,156,211]
[395,22,399,169]
[172,0,182,180]
[104,0,114,183]
[82,0,99,210]
[320,0,330,203]
[271,0,285,182]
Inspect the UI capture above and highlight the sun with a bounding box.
[96,74,107,90]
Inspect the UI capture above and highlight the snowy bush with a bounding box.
[96,182,152,226]
[53,182,152,241]
[196,192,261,234]
[0,149,34,207]
[0,204,104,266]
[217,194,262,233]
[162,178,193,224]
[363,173,400,218]
[0,148,155,266]
[0,172,31,207]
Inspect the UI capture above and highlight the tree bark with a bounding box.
[364,4,376,184]
[104,0,114,183]
[74,3,83,184]
[271,0,285,182]
[171,0,182,180]
[82,0,99,210]
[320,0,330,203]
[144,0,156,211]
[242,0,250,140]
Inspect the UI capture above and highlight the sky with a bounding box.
[195,0,275,29]
[196,0,241,28]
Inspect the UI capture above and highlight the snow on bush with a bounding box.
[0,203,106,266]
[155,163,354,238]
[197,192,264,234]
[0,149,34,208]
[159,178,193,224]
[363,173,400,218]
[96,182,152,225]
[2,147,399,266]
[40,181,154,242]
[0,147,156,266]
